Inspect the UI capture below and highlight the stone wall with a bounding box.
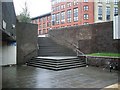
[16,22,38,65]
[49,21,120,54]
[86,56,119,71]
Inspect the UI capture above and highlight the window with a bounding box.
[56,6,58,11]
[73,0,78,5]
[39,30,42,35]
[67,10,72,23]
[67,2,72,7]
[84,22,89,25]
[58,6,61,10]
[84,14,89,19]
[106,7,110,20]
[84,0,88,2]
[43,17,46,22]
[106,0,110,4]
[98,6,102,20]
[52,14,56,25]
[61,11,65,24]
[98,0,102,3]
[47,22,51,27]
[51,0,55,5]
[43,29,46,34]
[56,13,60,24]
[114,0,118,5]
[52,7,55,12]
[114,7,118,16]
[39,18,42,22]
[43,23,46,28]
[61,4,65,9]
[39,24,42,28]
[73,8,78,22]
[84,6,89,11]
[47,16,51,21]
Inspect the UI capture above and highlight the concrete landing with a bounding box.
[36,56,77,60]
[2,66,118,88]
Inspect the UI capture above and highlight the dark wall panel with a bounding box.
[16,22,38,65]
[2,2,16,37]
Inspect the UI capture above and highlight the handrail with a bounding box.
[49,33,88,65]
[24,49,37,62]
[49,33,85,56]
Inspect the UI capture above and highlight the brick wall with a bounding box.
[86,56,119,71]
[49,21,120,54]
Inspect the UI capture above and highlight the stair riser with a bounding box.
[28,64,86,71]
[38,37,76,56]
[28,61,86,66]
[27,37,85,71]
[28,63,86,68]
[28,60,85,64]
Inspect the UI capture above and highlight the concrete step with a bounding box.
[38,37,77,56]
[27,57,86,71]
[38,53,76,56]
[27,61,85,67]
[27,60,85,65]
[28,63,86,71]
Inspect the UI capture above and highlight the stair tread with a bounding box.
[27,37,85,71]
[38,37,77,56]
[28,63,86,70]
[28,63,86,68]
[28,61,86,66]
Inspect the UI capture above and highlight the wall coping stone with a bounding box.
[86,55,120,59]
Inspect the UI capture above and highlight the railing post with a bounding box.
[85,55,88,67]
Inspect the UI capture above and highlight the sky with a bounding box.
[13,0,51,18]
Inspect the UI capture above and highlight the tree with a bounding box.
[17,2,31,23]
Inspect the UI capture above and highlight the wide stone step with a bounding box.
[38,53,75,56]
[27,56,86,71]
[27,60,85,65]
[28,61,85,66]
[29,58,83,62]
[28,63,86,71]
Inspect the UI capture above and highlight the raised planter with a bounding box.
[86,56,119,70]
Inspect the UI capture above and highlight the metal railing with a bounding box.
[49,33,88,62]
[24,49,37,63]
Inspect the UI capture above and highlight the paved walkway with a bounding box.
[2,66,118,89]
[104,83,119,88]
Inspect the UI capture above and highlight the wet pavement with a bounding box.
[2,65,118,88]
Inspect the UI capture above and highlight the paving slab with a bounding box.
[2,66,118,88]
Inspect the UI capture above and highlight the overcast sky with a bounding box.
[13,0,51,18]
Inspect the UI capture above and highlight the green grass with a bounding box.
[87,53,120,57]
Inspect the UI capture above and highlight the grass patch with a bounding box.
[87,53,120,57]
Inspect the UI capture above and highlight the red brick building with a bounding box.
[31,13,51,35]
[51,0,94,29]
[32,0,94,35]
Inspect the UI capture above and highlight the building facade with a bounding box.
[31,13,51,35]
[94,0,118,23]
[51,0,94,29]
[31,0,119,35]
[1,1,16,66]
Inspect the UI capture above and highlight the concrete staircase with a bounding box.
[27,57,86,71]
[27,37,86,70]
[38,37,76,56]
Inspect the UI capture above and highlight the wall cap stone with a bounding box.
[86,55,120,59]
